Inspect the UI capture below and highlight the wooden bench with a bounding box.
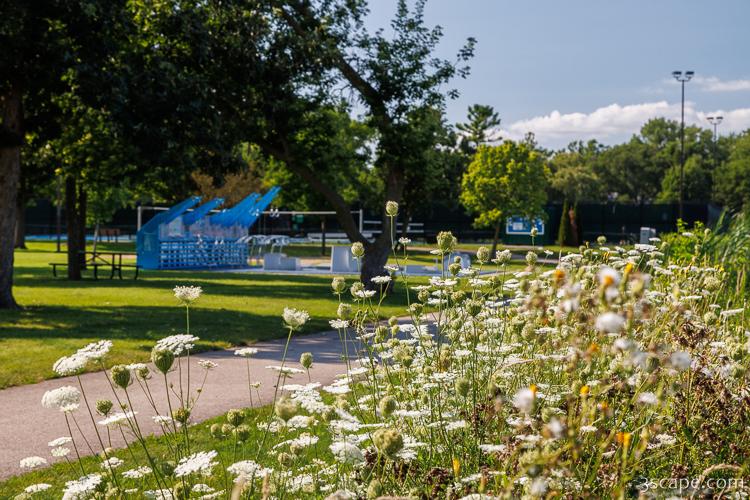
[49,262,106,279]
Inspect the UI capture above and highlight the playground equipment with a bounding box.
[136,187,280,270]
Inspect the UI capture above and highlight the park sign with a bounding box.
[505,216,545,235]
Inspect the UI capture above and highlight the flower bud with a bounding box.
[378,395,398,417]
[234,424,251,442]
[494,249,512,265]
[526,251,538,266]
[476,246,490,263]
[110,365,131,389]
[96,399,113,416]
[172,407,191,425]
[277,452,293,467]
[467,300,483,317]
[455,377,471,398]
[448,262,462,276]
[385,200,399,217]
[226,409,244,426]
[274,396,299,421]
[151,348,174,375]
[300,352,314,370]
[331,277,347,294]
[350,282,365,298]
[418,289,430,303]
[436,231,457,254]
[351,242,365,258]
[409,303,423,317]
[597,235,607,245]
[337,303,352,320]
[372,428,404,459]
[367,479,384,500]
[210,423,224,439]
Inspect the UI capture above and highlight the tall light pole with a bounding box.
[706,115,723,143]
[707,115,723,171]
[673,70,694,220]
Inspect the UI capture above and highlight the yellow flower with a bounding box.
[579,385,590,397]
[452,457,461,477]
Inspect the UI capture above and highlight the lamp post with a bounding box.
[706,115,723,143]
[672,70,693,220]
[706,115,723,171]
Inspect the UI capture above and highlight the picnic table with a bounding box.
[49,251,140,279]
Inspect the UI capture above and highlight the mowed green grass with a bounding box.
[0,242,418,389]
[0,404,281,495]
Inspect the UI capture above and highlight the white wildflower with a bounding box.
[155,334,199,356]
[329,319,349,329]
[174,450,218,477]
[25,483,52,493]
[283,307,310,329]
[173,285,202,304]
[235,347,259,357]
[330,442,365,465]
[48,436,73,447]
[62,473,102,499]
[41,386,81,412]
[20,456,47,469]
[595,312,625,333]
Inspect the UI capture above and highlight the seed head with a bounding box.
[151,348,175,375]
[385,200,399,217]
[110,365,131,389]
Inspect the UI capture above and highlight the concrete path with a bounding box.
[0,329,356,480]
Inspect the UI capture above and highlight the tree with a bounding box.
[713,131,750,212]
[264,0,476,285]
[1,0,130,307]
[658,154,713,202]
[460,141,549,254]
[456,104,501,152]
[549,147,604,245]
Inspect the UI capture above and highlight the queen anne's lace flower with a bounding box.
[155,334,199,356]
[25,483,52,493]
[53,341,112,376]
[173,285,202,304]
[62,473,102,499]
[283,307,310,329]
[174,450,218,477]
[19,456,47,469]
[330,442,365,464]
[235,347,259,357]
[42,386,81,412]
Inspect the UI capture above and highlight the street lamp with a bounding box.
[706,115,723,171]
[672,70,694,220]
[706,115,723,142]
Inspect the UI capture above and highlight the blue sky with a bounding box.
[366,0,750,149]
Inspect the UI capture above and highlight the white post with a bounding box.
[137,206,142,232]
[358,209,364,234]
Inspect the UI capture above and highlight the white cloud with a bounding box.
[693,76,750,93]
[496,101,750,149]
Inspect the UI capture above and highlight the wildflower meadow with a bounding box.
[13,203,750,499]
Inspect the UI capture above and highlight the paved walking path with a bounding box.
[0,329,355,480]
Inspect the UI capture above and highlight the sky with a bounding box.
[366,0,750,149]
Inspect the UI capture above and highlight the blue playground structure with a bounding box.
[136,187,280,270]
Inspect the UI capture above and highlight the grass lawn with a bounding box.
[0,404,289,495]
[0,242,422,390]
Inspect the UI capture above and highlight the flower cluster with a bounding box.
[20,215,750,499]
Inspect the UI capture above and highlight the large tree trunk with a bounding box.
[66,176,83,280]
[0,85,23,309]
[490,220,501,257]
[14,197,26,249]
